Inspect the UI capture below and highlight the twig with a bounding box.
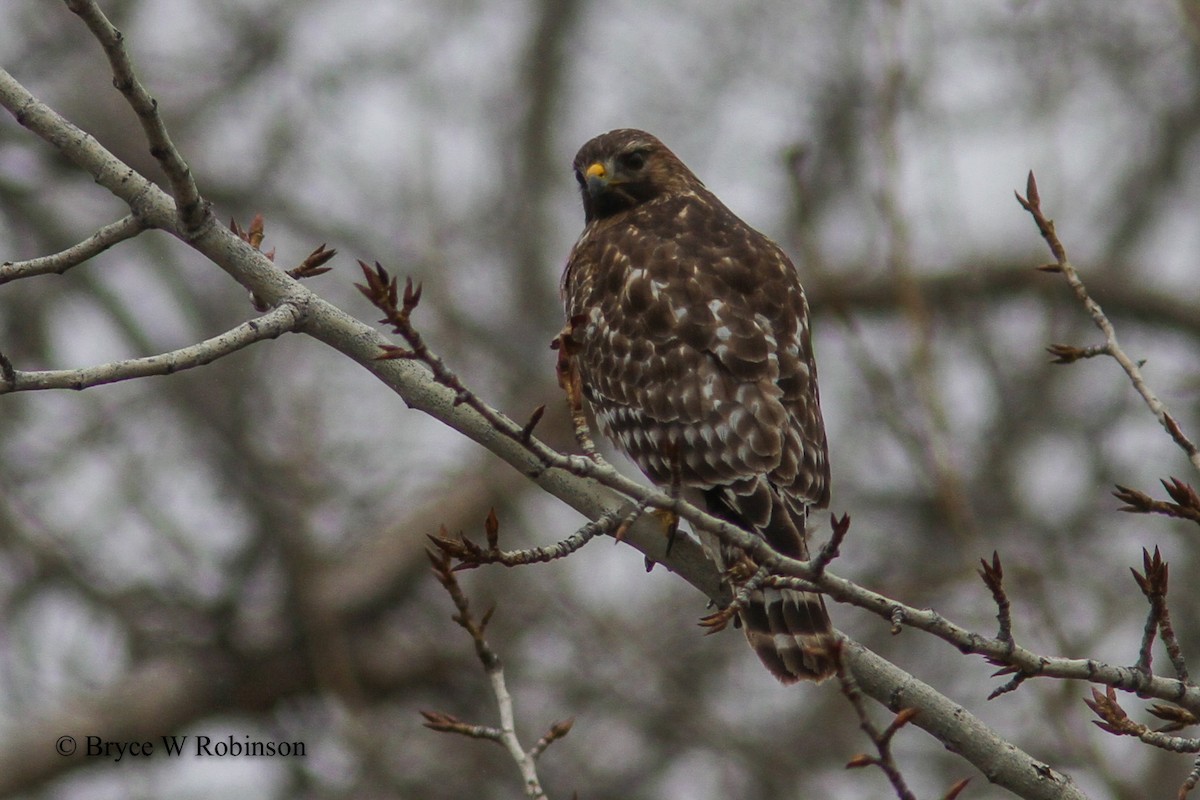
[977,551,1013,647]
[64,0,206,229]
[428,508,620,570]
[1045,343,1109,364]
[424,549,569,800]
[1130,547,1189,682]
[1085,687,1200,753]
[986,670,1031,701]
[811,512,851,577]
[0,214,145,285]
[845,641,1081,800]
[0,303,303,394]
[1016,171,1200,473]
[835,641,921,800]
[1114,478,1200,527]
[975,551,1030,700]
[231,214,335,309]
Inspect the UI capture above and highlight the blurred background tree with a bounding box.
[2,1,1199,798]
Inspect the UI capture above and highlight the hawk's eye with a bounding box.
[573,168,585,186]
[620,151,647,171]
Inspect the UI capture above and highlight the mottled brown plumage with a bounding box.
[561,129,835,682]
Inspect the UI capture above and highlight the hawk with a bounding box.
[560,129,835,683]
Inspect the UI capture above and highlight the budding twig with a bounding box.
[232,214,335,310]
[428,508,620,570]
[1114,478,1200,528]
[977,551,1013,648]
[1085,686,1200,753]
[811,513,852,577]
[1016,171,1200,473]
[835,641,967,800]
[423,549,571,800]
[1130,547,1189,682]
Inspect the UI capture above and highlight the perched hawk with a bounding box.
[560,129,835,683]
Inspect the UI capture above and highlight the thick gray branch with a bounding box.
[845,643,1084,799]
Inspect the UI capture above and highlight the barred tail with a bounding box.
[701,479,837,683]
[740,586,835,683]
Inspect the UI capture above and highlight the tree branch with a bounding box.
[425,549,568,800]
[0,214,146,285]
[63,0,206,229]
[1016,171,1200,473]
[0,303,303,394]
[845,642,1083,799]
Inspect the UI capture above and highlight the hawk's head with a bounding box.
[572,129,702,222]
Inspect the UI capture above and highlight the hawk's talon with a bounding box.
[698,605,738,634]
[724,554,759,585]
[649,508,679,555]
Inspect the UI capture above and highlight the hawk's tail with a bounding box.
[703,480,837,683]
[740,586,836,683]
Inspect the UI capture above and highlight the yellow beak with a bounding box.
[584,160,615,199]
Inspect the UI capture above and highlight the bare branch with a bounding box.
[844,642,1082,800]
[425,550,566,800]
[0,214,146,285]
[771,541,1187,723]
[428,508,619,569]
[1016,171,1200,472]
[63,0,206,229]
[0,69,181,231]
[0,303,303,394]
[836,641,921,800]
